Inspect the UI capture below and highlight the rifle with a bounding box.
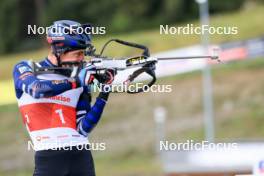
[33,39,220,94]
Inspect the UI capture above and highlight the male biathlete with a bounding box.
[13,20,114,176]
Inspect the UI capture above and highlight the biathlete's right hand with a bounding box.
[76,64,96,87]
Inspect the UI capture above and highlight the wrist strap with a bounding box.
[98,92,110,101]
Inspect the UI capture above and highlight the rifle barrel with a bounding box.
[157,55,218,60]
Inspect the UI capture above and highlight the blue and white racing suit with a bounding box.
[13,57,108,176]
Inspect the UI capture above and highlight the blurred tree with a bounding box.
[0,0,19,53]
[0,0,253,54]
[35,0,46,26]
[17,0,43,51]
[209,0,246,13]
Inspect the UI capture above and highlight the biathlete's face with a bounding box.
[60,49,85,67]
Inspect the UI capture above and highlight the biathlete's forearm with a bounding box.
[77,92,109,136]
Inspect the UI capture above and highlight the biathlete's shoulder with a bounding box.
[13,60,34,76]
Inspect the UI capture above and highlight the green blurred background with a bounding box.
[1,0,264,175]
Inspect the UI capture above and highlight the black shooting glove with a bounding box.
[95,69,116,101]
